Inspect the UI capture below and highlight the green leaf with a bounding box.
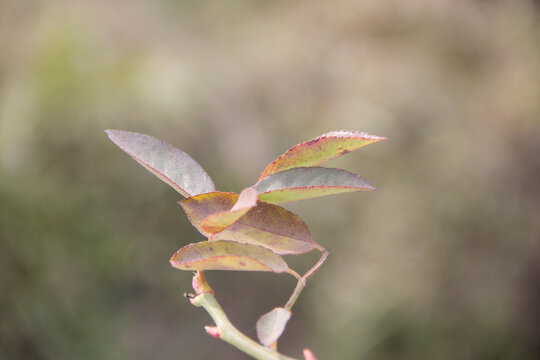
[105,130,215,197]
[259,130,386,180]
[201,187,258,234]
[256,307,292,347]
[169,240,294,275]
[254,167,375,204]
[181,192,321,255]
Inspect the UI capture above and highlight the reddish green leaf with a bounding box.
[254,167,375,204]
[259,131,386,180]
[256,307,292,347]
[201,187,258,234]
[105,130,215,197]
[169,240,293,274]
[215,202,320,255]
[180,192,238,237]
[181,192,321,255]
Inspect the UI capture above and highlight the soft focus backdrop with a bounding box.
[2,1,540,359]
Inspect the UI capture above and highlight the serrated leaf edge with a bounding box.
[259,130,386,180]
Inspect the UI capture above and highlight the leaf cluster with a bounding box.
[105,129,384,349]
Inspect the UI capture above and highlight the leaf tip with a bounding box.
[169,251,179,268]
[322,130,386,141]
[104,129,117,141]
[104,128,125,140]
[231,187,258,211]
[365,182,376,191]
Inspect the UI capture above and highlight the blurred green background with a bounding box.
[1,1,540,359]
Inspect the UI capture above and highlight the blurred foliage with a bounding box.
[1,0,540,359]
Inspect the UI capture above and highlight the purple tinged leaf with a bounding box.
[217,202,320,255]
[105,130,215,197]
[254,167,375,204]
[180,192,322,255]
[256,307,292,347]
[169,240,293,275]
[259,130,386,180]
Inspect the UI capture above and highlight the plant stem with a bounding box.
[284,277,305,310]
[191,272,298,360]
[190,247,328,359]
[284,249,328,310]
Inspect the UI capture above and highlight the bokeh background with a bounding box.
[2,1,540,359]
